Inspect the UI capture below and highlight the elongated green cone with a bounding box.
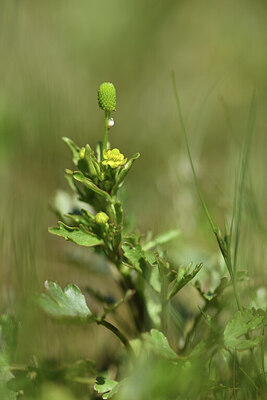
[98,82,116,112]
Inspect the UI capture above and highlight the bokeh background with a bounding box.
[0,0,266,372]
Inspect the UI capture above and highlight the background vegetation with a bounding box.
[0,0,266,398]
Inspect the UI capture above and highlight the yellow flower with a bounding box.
[102,148,127,168]
[95,212,109,224]
[79,147,86,159]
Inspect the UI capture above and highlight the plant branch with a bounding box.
[97,318,134,358]
[102,111,110,158]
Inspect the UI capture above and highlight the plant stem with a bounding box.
[171,71,243,312]
[233,350,237,400]
[231,274,242,311]
[102,111,110,158]
[233,90,256,275]
[158,259,168,336]
[98,319,134,358]
[171,71,216,233]
[261,327,266,382]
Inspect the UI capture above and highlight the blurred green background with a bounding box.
[0,0,266,369]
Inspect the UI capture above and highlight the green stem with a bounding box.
[172,71,243,312]
[158,260,168,336]
[102,111,110,158]
[98,319,134,357]
[261,327,266,382]
[161,296,168,336]
[231,274,242,311]
[171,71,216,233]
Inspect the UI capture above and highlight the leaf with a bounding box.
[142,329,179,361]
[72,171,111,201]
[49,222,104,247]
[0,314,18,361]
[111,153,140,194]
[64,173,84,198]
[38,281,94,322]
[62,137,80,166]
[85,144,100,176]
[114,201,123,225]
[65,213,90,226]
[194,277,228,302]
[224,308,265,351]
[140,251,161,292]
[143,229,180,251]
[168,263,203,300]
[94,377,120,399]
[122,243,144,272]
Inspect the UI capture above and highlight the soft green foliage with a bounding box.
[49,221,104,247]
[224,309,265,351]
[38,281,94,322]
[94,377,121,399]
[142,329,179,361]
[168,262,203,300]
[36,82,266,399]
[2,77,266,399]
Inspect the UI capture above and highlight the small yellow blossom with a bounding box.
[79,147,86,159]
[95,212,109,224]
[102,148,127,168]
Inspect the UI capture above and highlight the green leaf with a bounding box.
[224,308,265,351]
[64,173,84,198]
[85,144,100,176]
[0,314,18,361]
[194,277,228,302]
[142,329,179,361]
[62,137,80,166]
[72,171,111,201]
[143,229,180,251]
[94,377,121,399]
[111,153,140,194]
[65,213,90,226]
[38,281,94,322]
[122,243,143,272]
[168,263,203,300]
[114,201,123,225]
[49,222,104,247]
[140,251,161,292]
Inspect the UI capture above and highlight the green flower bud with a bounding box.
[95,211,109,225]
[79,147,85,159]
[98,82,116,112]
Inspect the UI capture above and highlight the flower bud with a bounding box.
[95,211,109,225]
[98,82,116,112]
[79,147,85,159]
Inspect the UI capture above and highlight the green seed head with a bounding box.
[98,82,116,112]
[95,211,109,225]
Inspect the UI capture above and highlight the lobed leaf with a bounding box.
[122,243,144,272]
[49,222,104,247]
[38,281,95,322]
[224,308,265,351]
[72,171,111,201]
[111,153,140,194]
[62,137,80,166]
[143,229,180,251]
[168,263,203,300]
[142,329,179,361]
[94,377,121,399]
